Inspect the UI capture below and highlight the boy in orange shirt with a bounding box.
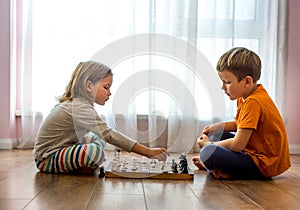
[193,47,290,179]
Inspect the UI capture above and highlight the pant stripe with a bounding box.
[59,147,68,172]
[69,144,78,170]
[86,143,93,165]
[45,154,54,172]
[64,147,72,171]
[80,144,87,167]
[75,144,82,168]
[55,148,63,172]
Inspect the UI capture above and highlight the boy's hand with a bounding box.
[196,134,211,148]
[202,125,211,135]
[202,124,222,135]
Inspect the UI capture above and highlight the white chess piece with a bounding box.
[131,157,138,170]
[162,161,168,172]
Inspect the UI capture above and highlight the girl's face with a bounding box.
[218,70,248,100]
[88,75,113,105]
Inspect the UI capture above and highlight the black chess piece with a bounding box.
[180,162,188,174]
[98,165,105,178]
[178,154,188,174]
[171,159,178,173]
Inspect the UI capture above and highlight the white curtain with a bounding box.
[17,0,44,149]
[17,0,288,152]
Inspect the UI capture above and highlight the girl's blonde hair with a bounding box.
[216,47,261,82]
[58,61,112,104]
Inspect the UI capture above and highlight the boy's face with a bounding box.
[90,75,113,105]
[218,70,247,100]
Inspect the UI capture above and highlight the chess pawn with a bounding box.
[171,159,178,173]
[131,157,138,170]
[141,156,147,164]
[132,162,137,171]
[98,166,105,178]
[122,162,128,171]
[111,160,118,171]
[162,161,168,173]
[113,149,120,161]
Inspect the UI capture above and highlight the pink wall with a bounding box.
[0,0,300,145]
[0,0,16,139]
[286,0,300,144]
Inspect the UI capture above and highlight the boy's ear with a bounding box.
[244,76,253,86]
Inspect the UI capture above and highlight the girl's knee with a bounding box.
[88,141,106,164]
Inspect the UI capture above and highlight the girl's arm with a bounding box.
[131,143,169,161]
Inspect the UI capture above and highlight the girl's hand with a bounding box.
[131,143,169,161]
[147,148,170,161]
[196,134,211,148]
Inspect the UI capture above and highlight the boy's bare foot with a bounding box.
[210,169,232,179]
[192,156,207,170]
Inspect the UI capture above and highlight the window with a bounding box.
[22,0,279,121]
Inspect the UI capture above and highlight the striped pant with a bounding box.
[35,133,105,173]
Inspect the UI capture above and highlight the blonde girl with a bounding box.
[33,61,169,174]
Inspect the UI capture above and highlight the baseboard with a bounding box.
[289,144,300,155]
[0,138,18,149]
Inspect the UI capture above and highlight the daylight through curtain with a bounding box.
[17,0,287,152]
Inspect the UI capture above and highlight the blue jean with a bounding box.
[200,132,267,179]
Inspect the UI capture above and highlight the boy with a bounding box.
[193,47,290,179]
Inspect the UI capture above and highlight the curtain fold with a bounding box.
[275,0,289,121]
[18,0,43,149]
[17,0,287,152]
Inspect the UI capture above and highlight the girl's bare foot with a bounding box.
[210,169,232,179]
[192,156,207,170]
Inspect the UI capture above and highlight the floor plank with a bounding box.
[188,173,262,210]
[225,179,300,210]
[89,177,146,209]
[0,149,299,210]
[25,174,98,210]
[143,179,202,210]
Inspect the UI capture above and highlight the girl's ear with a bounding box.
[86,80,94,93]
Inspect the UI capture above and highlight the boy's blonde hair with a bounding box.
[216,47,261,82]
[58,61,112,104]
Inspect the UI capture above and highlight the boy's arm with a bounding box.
[202,121,237,135]
[214,128,253,152]
[223,121,237,132]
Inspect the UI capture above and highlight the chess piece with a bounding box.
[179,153,188,174]
[171,159,178,173]
[162,161,168,173]
[98,166,105,178]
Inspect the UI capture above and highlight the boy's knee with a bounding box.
[200,144,218,162]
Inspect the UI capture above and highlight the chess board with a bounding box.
[104,154,194,180]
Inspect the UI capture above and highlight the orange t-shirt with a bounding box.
[236,84,290,177]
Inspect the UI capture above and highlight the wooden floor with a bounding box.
[0,150,300,210]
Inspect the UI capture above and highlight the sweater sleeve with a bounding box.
[72,99,137,152]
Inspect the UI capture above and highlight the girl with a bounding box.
[33,61,169,174]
